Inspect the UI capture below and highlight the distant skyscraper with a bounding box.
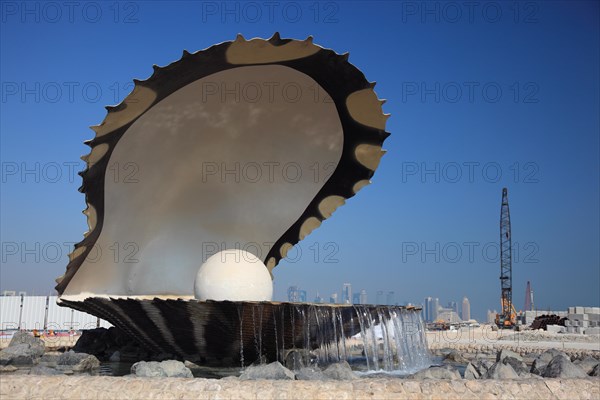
[299,290,307,302]
[424,297,433,322]
[342,283,352,304]
[287,286,300,302]
[376,291,384,304]
[352,293,361,304]
[386,291,395,305]
[487,309,498,324]
[359,289,368,305]
[432,298,440,321]
[330,293,338,304]
[462,297,471,321]
[314,293,324,303]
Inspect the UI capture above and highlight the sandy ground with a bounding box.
[426,325,600,352]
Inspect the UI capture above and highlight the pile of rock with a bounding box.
[461,348,598,380]
[0,332,100,376]
[236,361,359,381]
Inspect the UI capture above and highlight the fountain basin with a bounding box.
[59,298,428,369]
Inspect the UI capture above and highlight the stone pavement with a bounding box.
[1,376,599,400]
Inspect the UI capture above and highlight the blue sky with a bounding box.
[1,1,598,321]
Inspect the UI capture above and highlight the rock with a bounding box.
[0,344,38,366]
[73,328,111,356]
[295,367,327,381]
[40,352,61,364]
[491,325,499,331]
[73,327,154,362]
[131,360,192,378]
[590,364,599,377]
[473,359,493,376]
[573,357,599,375]
[184,360,200,369]
[239,361,295,380]
[159,360,193,378]
[9,332,45,356]
[483,362,519,379]
[108,351,120,362]
[531,349,567,375]
[58,351,100,372]
[29,365,63,375]
[0,332,46,366]
[0,365,18,373]
[502,356,529,376]
[283,349,315,370]
[409,366,461,380]
[444,350,468,364]
[464,363,480,380]
[542,355,587,378]
[323,361,358,380]
[496,349,523,363]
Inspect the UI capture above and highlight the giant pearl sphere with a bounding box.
[194,249,273,301]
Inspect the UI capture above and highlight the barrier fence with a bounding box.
[0,295,111,332]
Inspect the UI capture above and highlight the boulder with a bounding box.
[573,357,600,375]
[40,352,61,364]
[73,327,154,362]
[464,363,480,380]
[323,361,358,380]
[9,332,45,357]
[409,366,461,380]
[57,351,100,372]
[295,367,327,381]
[502,356,529,376]
[473,359,493,376]
[131,360,193,378]
[0,332,46,366]
[0,344,39,366]
[29,365,63,375]
[283,349,315,370]
[496,349,523,363]
[0,365,18,373]
[72,328,111,356]
[531,349,566,375]
[159,360,193,378]
[542,355,587,378]
[484,362,519,379]
[444,350,468,364]
[184,360,200,370]
[239,361,295,380]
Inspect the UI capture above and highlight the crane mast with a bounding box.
[497,188,515,328]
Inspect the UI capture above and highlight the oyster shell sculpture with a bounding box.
[57,34,396,365]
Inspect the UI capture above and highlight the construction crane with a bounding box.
[496,188,516,328]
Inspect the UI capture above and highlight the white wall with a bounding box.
[0,296,111,331]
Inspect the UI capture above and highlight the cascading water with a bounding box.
[235,302,430,374]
